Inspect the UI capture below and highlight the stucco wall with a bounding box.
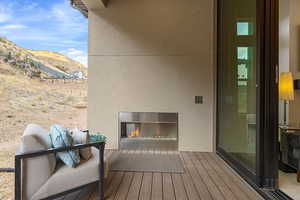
[88,0,215,151]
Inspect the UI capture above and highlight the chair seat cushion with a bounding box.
[31,148,111,200]
[49,125,80,168]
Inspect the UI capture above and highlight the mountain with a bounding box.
[0,36,87,79]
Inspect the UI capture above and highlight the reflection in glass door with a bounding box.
[217,0,257,173]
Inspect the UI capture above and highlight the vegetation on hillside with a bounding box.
[27,49,87,75]
[0,36,87,79]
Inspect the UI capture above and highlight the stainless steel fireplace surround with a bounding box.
[119,112,178,124]
[119,112,178,150]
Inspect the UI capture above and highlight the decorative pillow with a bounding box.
[72,128,92,160]
[49,125,80,168]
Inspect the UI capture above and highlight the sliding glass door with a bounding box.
[217,0,279,188]
[218,0,257,172]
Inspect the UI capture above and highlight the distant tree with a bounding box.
[7,52,12,60]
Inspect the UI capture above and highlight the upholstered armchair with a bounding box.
[15,124,107,200]
[281,128,300,182]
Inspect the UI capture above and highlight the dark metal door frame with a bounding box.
[257,0,279,189]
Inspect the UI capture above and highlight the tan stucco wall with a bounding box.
[88,0,215,151]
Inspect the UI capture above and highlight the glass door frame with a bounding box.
[216,0,279,190]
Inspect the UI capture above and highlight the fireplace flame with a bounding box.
[128,128,140,138]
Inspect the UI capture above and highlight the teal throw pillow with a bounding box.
[49,125,80,168]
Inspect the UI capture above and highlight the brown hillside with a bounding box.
[27,50,87,75]
[0,36,87,77]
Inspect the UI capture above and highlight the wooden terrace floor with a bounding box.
[58,150,264,200]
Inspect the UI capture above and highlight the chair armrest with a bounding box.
[15,141,104,159]
[15,141,105,200]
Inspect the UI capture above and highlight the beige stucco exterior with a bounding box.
[87,0,215,151]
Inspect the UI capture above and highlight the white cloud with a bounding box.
[0,6,12,23]
[0,13,11,23]
[60,48,87,67]
[73,55,87,67]
[66,48,84,56]
[51,1,87,35]
[1,24,27,30]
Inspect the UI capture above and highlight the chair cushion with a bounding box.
[31,148,111,200]
[72,128,92,160]
[49,125,80,168]
[20,124,56,200]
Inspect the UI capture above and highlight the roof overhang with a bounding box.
[71,0,108,17]
[71,0,88,17]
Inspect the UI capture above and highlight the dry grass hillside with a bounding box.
[27,50,87,75]
[0,59,87,198]
[0,37,32,60]
[0,36,87,78]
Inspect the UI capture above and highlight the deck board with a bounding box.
[114,172,134,200]
[126,172,143,200]
[151,173,163,200]
[189,152,225,200]
[58,151,264,200]
[139,172,152,200]
[195,153,237,200]
[162,173,175,200]
[202,153,249,200]
[105,172,124,200]
[181,152,213,200]
[181,169,201,200]
[172,173,188,200]
[209,153,263,200]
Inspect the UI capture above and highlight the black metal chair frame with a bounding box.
[15,141,105,200]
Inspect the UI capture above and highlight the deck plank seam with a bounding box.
[181,152,211,200]
[197,152,238,200]
[201,153,243,200]
[187,152,215,199]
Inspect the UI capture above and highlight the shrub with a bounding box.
[0,37,6,43]
[31,71,41,78]
[55,65,67,72]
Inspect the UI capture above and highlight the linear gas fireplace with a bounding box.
[119,112,178,150]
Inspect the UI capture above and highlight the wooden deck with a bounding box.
[59,151,264,200]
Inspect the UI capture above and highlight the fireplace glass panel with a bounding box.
[119,112,178,150]
[121,123,177,139]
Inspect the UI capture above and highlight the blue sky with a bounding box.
[0,0,88,66]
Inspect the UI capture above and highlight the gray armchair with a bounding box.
[15,124,107,200]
